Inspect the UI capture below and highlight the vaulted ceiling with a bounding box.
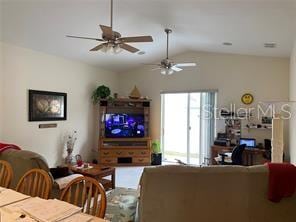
[1,0,296,72]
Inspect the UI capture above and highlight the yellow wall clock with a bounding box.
[241,93,254,105]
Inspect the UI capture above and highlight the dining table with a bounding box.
[0,186,108,222]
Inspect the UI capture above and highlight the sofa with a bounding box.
[0,149,50,188]
[0,149,66,198]
[0,148,139,222]
[139,165,296,222]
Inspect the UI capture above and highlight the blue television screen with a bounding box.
[105,113,145,138]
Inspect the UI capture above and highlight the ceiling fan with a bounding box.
[145,28,196,75]
[66,0,153,54]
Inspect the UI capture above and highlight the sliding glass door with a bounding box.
[161,91,216,165]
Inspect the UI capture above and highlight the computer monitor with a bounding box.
[239,138,256,148]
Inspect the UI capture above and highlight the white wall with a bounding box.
[289,41,296,164]
[1,42,118,167]
[0,4,3,139]
[118,51,289,154]
[0,44,3,139]
[1,44,291,164]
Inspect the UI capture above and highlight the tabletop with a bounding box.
[0,186,108,222]
[69,164,115,177]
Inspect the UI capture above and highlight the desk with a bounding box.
[211,145,267,166]
[0,186,108,222]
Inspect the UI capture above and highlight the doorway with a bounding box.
[161,91,216,164]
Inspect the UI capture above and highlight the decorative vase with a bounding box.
[65,148,73,165]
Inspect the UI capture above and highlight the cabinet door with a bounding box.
[101,158,117,164]
[101,150,128,157]
[134,150,150,156]
[133,157,150,164]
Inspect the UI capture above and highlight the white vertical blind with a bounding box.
[200,92,216,164]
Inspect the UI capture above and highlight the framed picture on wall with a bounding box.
[29,90,67,121]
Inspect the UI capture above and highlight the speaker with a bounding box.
[264,139,271,150]
[100,100,108,106]
[151,153,162,165]
[143,102,150,107]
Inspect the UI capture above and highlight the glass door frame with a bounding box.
[160,90,217,164]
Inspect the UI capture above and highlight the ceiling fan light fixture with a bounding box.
[101,46,107,53]
[101,42,121,54]
[113,44,123,54]
[107,43,114,52]
[161,68,174,75]
[101,44,109,53]
[160,68,167,75]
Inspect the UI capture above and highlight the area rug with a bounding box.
[105,187,139,222]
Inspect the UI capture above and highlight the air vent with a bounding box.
[264,42,277,48]
[223,42,233,46]
[138,51,146,55]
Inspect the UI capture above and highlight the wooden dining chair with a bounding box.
[0,160,13,188]
[60,176,107,218]
[16,169,52,199]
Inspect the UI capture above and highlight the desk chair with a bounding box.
[218,144,246,165]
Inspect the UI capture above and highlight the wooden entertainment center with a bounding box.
[98,98,151,166]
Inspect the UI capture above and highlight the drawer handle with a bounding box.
[116,152,122,155]
[128,152,134,155]
[141,152,146,155]
[105,159,111,163]
[138,159,144,162]
[103,152,109,155]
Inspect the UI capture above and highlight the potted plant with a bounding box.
[151,140,162,165]
[92,85,111,104]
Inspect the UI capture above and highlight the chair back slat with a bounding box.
[16,169,52,199]
[60,176,107,218]
[0,160,13,188]
[92,188,99,216]
[73,183,80,206]
[86,182,93,214]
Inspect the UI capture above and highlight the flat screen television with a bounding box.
[105,113,145,138]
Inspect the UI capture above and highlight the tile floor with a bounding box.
[115,166,144,189]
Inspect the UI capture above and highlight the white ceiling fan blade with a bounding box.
[175,63,197,67]
[151,67,162,71]
[171,66,183,72]
[141,63,161,66]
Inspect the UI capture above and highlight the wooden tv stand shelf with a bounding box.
[98,98,152,166]
[99,137,151,166]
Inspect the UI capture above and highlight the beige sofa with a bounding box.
[0,149,66,198]
[139,165,296,222]
[0,149,50,188]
